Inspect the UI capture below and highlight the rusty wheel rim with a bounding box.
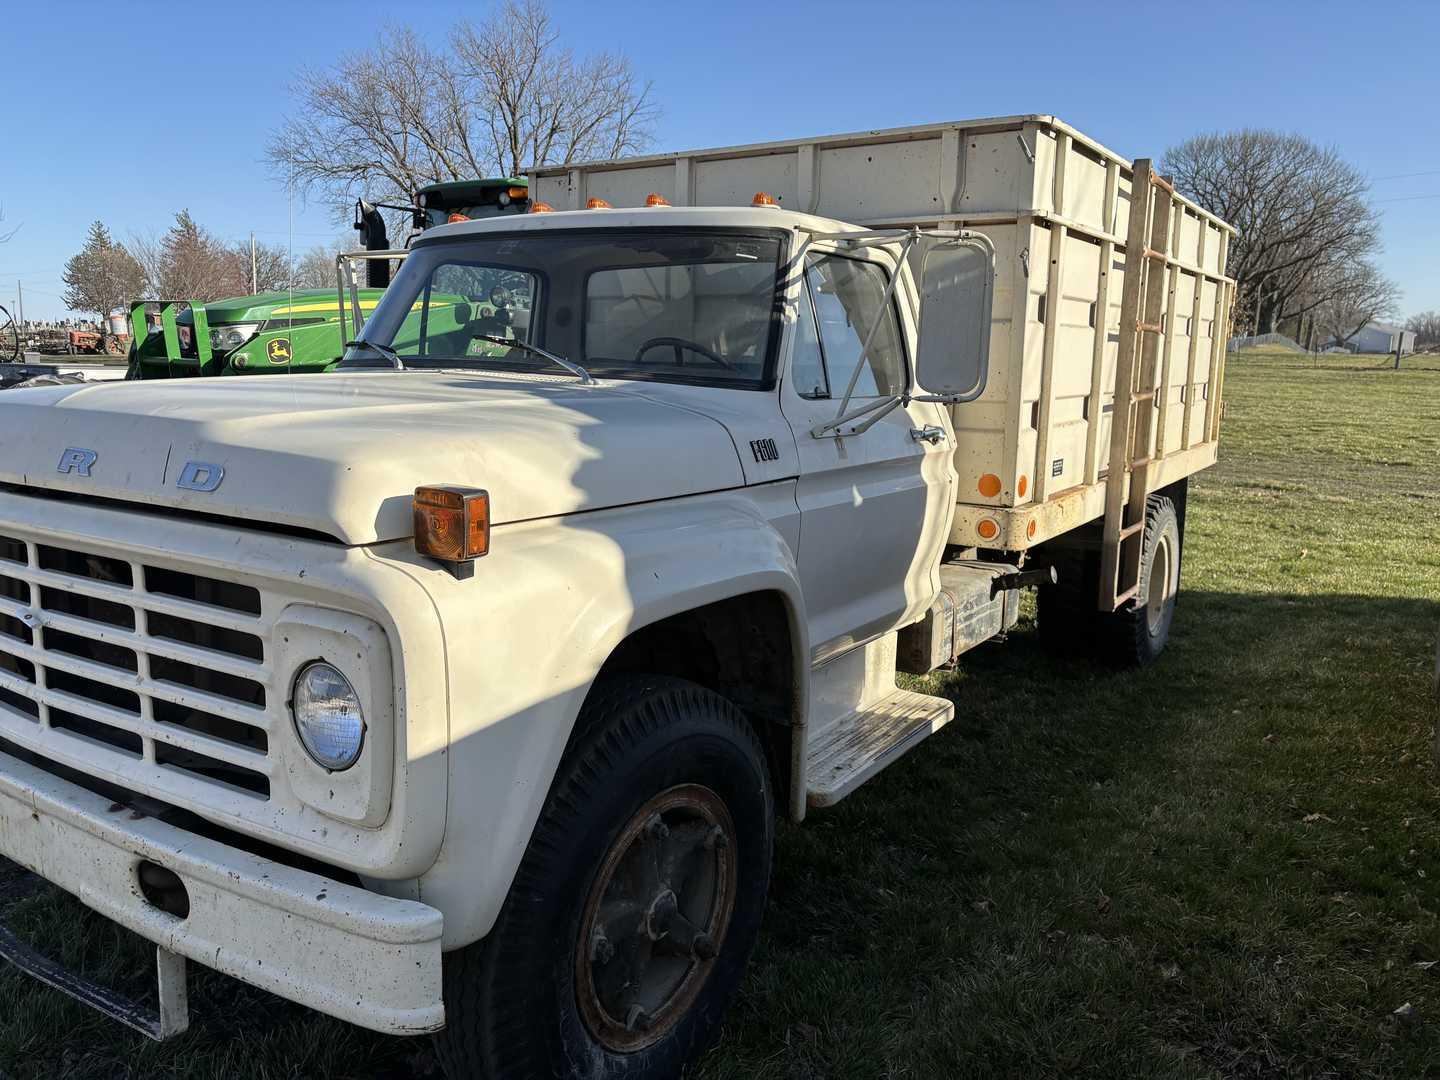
[575,783,736,1052]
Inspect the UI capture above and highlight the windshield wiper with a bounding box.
[475,335,595,385]
[343,339,404,370]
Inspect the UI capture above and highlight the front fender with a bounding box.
[376,485,807,949]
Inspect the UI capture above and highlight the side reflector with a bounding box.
[978,473,1002,498]
[529,201,555,214]
[414,487,490,576]
[976,518,1000,541]
[586,197,613,209]
[644,193,671,207]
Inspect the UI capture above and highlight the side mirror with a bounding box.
[912,235,995,402]
[353,200,391,289]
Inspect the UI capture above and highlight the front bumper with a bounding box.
[0,745,444,1035]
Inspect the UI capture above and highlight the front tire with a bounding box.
[434,675,774,1080]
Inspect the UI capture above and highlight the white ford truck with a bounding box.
[0,116,1233,1077]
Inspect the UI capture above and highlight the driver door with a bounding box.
[779,247,955,661]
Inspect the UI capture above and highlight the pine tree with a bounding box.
[61,221,146,319]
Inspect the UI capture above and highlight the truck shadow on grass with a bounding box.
[1,588,1437,1080]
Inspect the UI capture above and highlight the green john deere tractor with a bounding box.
[127,177,530,380]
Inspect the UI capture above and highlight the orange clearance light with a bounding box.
[528,201,555,214]
[447,212,471,224]
[644,192,671,207]
[977,518,1000,541]
[752,191,779,207]
[1017,474,1029,498]
[507,186,528,199]
[586,197,613,209]
[1027,519,1038,539]
[978,473,1002,498]
[414,486,490,578]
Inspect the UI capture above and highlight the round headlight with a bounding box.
[291,661,365,770]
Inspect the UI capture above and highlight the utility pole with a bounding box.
[15,281,22,327]
[250,233,258,293]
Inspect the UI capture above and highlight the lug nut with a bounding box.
[643,814,669,842]
[625,1004,652,1032]
[590,930,614,966]
[692,932,718,960]
[704,825,728,851]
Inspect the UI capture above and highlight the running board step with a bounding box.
[805,689,954,809]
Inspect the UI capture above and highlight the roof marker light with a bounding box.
[586,197,613,209]
[752,192,780,207]
[644,193,671,207]
[528,201,555,214]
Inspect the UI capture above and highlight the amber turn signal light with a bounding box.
[414,486,490,577]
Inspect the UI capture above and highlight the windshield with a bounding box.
[343,230,784,388]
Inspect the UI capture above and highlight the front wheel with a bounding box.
[434,675,774,1080]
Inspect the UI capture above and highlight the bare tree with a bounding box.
[1405,310,1440,349]
[1163,131,1382,335]
[290,242,350,290]
[1314,262,1402,347]
[451,0,657,178]
[267,4,656,216]
[150,211,250,301]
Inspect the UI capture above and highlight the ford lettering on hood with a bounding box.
[0,373,747,544]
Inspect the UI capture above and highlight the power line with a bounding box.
[1372,169,1440,182]
[1373,193,1440,204]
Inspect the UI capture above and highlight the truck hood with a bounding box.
[0,373,746,544]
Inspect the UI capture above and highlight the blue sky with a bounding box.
[2,0,1436,321]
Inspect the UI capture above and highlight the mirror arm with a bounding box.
[831,233,918,423]
[811,393,904,438]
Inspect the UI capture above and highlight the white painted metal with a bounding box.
[803,631,953,806]
[0,743,444,1034]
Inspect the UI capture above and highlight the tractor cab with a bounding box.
[130,178,530,379]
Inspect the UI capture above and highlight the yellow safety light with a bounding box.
[414,486,490,578]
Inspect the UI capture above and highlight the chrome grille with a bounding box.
[0,531,275,808]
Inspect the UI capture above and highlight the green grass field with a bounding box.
[1,349,1437,1079]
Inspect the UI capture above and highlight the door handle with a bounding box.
[910,425,946,445]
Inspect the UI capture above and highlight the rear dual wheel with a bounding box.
[435,676,774,1080]
[1038,491,1183,667]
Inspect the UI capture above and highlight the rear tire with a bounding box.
[1038,493,1182,667]
[434,675,774,1080]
